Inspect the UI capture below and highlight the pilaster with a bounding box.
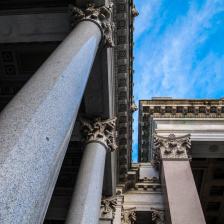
[153,133,206,224]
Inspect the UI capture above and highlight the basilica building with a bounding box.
[0,1,223,224]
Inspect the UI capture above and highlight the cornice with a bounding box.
[141,104,224,118]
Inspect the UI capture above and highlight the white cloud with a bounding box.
[132,0,224,161]
[134,0,161,41]
[134,0,224,100]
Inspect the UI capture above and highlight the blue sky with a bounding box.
[132,0,224,162]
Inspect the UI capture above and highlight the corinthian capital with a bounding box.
[153,134,191,169]
[151,207,165,224]
[121,208,136,224]
[81,117,117,152]
[69,3,114,47]
[101,197,117,219]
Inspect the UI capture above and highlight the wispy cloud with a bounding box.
[135,0,224,99]
[134,0,161,41]
[132,0,224,161]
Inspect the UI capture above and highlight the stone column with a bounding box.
[154,134,206,224]
[0,4,114,224]
[66,117,117,224]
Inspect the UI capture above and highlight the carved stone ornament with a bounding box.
[145,104,224,118]
[69,3,115,47]
[101,197,117,218]
[142,176,159,183]
[80,117,117,152]
[153,133,191,169]
[151,207,165,224]
[130,103,138,113]
[121,208,136,224]
[132,5,139,17]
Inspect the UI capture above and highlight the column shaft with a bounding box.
[0,20,101,224]
[66,142,107,224]
[162,161,206,224]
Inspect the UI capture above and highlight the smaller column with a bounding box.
[154,134,206,224]
[66,117,117,224]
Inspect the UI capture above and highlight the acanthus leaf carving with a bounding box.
[153,133,191,169]
[69,3,114,47]
[80,117,117,152]
[151,207,165,224]
[101,197,117,219]
[121,207,136,224]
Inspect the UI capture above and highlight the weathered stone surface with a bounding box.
[65,142,107,224]
[0,20,101,224]
[162,161,206,224]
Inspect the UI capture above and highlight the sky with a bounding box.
[132,0,224,162]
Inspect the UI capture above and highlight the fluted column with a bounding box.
[66,117,117,224]
[154,134,206,224]
[0,4,114,224]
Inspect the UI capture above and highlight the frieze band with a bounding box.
[142,105,224,117]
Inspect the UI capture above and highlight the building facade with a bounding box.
[1,1,224,224]
[97,98,224,224]
[137,98,224,224]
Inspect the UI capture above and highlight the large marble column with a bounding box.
[154,134,206,224]
[0,4,114,224]
[66,117,117,224]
